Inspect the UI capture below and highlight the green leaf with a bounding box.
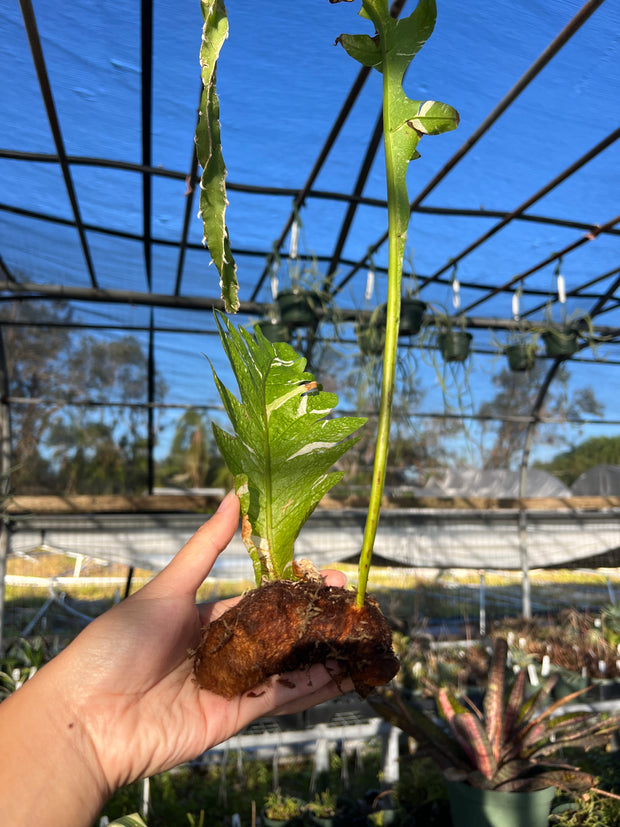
[211,311,366,583]
[336,0,459,253]
[108,816,148,827]
[335,32,382,70]
[196,0,238,313]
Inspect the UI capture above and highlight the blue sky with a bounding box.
[1,0,619,467]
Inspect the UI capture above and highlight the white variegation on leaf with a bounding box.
[211,311,366,584]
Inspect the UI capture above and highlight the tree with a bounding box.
[477,363,604,470]
[312,340,458,492]
[158,410,210,489]
[0,301,166,494]
[535,435,620,487]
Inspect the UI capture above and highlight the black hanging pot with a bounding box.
[256,319,291,343]
[357,304,387,356]
[399,297,427,336]
[504,342,536,372]
[437,330,472,363]
[542,328,578,359]
[276,289,322,328]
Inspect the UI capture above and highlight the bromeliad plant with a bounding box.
[370,637,620,794]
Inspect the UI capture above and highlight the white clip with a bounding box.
[452,277,460,310]
[289,219,299,260]
[557,273,566,304]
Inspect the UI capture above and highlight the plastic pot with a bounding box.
[447,782,555,827]
[276,289,321,328]
[437,330,472,363]
[542,328,578,359]
[262,809,305,827]
[504,342,536,372]
[399,297,427,336]
[357,304,387,356]
[307,816,335,827]
[357,322,385,355]
[257,319,291,343]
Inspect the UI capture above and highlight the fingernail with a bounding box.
[216,488,237,513]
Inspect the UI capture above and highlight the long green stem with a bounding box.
[356,83,406,609]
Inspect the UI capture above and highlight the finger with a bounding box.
[235,663,352,725]
[320,569,347,588]
[148,491,240,598]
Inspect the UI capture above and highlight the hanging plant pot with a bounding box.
[262,814,305,827]
[437,330,472,363]
[504,342,536,372]
[257,318,291,343]
[357,304,387,356]
[447,782,555,827]
[276,289,322,328]
[399,297,427,336]
[307,815,336,827]
[542,328,578,359]
[262,807,306,827]
[357,322,385,356]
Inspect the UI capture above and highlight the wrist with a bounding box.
[0,658,110,826]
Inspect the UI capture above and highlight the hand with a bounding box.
[0,491,351,826]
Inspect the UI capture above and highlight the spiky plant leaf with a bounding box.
[484,637,507,763]
[451,713,497,780]
[369,689,471,772]
[503,668,527,742]
[211,311,366,584]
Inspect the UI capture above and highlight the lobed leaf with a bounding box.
[211,312,366,583]
[336,0,459,271]
[196,0,238,312]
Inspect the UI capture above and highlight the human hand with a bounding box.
[0,491,350,825]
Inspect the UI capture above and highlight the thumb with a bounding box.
[147,490,240,598]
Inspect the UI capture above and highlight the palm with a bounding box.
[54,506,348,790]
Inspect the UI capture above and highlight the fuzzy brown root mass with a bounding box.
[193,580,399,699]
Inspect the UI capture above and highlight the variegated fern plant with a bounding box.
[370,637,620,794]
[211,311,365,585]
[196,0,458,602]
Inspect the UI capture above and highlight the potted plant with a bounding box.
[356,304,387,356]
[305,790,338,827]
[399,292,427,338]
[257,316,291,344]
[502,331,539,372]
[432,310,472,363]
[263,790,306,827]
[542,325,579,360]
[193,0,457,695]
[370,637,620,827]
[276,284,324,330]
